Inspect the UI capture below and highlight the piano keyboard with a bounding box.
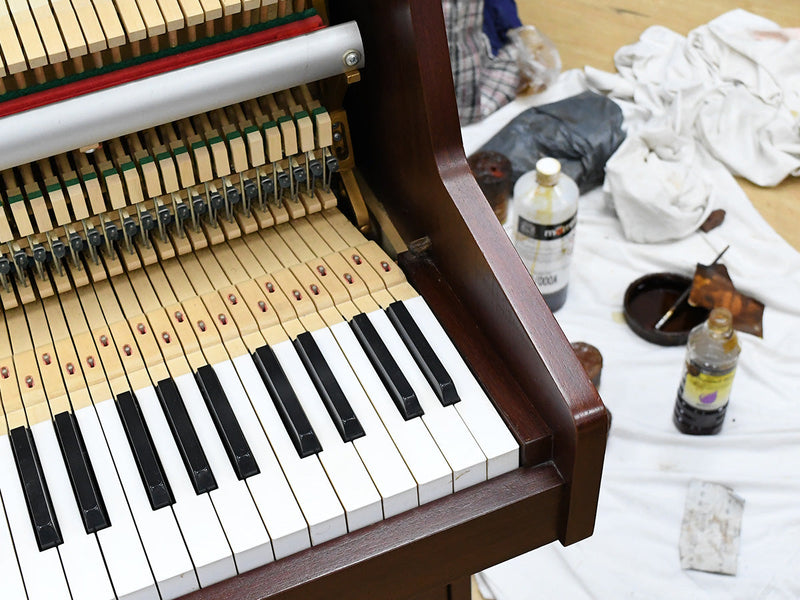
[0,0,313,92]
[0,207,519,600]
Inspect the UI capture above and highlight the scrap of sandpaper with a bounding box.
[679,480,744,576]
[688,263,764,337]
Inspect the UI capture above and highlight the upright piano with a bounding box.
[0,1,608,599]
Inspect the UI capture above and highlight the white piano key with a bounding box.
[29,420,115,600]
[0,488,28,600]
[0,435,70,600]
[73,404,159,600]
[365,310,489,491]
[172,372,273,574]
[232,353,346,546]
[327,320,453,505]
[401,297,520,477]
[94,398,199,600]
[134,385,236,587]
[272,340,383,532]
[310,327,418,517]
[214,359,311,559]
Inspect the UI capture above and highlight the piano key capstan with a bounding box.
[0,211,520,599]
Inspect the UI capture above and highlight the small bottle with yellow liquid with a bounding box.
[512,157,578,311]
[673,307,741,435]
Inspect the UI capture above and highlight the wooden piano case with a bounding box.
[183,1,608,598]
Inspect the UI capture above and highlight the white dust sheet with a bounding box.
[461,63,800,600]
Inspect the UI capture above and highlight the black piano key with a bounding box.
[115,391,174,510]
[53,411,110,533]
[8,427,62,551]
[293,332,365,443]
[156,379,218,495]
[252,345,322,458]
[195,365,260,480]
[386,301,460,406]
[349,313,424,421]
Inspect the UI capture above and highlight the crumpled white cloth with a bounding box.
[584,9,800,243]
[462,67,800,600]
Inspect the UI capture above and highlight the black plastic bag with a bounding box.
[477,90,626,194]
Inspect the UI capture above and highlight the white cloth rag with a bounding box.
[584,9,800,243]
[462,65,800,600]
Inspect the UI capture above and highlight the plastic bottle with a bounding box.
[512,157,578,311]
[673,307,741,435]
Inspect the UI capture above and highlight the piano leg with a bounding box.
[408,576,471,600]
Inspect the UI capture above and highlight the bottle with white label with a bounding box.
[512,157,578,311]
[673,307,741,435]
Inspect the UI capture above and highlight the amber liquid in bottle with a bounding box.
[672,308,740,435]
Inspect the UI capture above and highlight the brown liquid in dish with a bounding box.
[626,286,707,333]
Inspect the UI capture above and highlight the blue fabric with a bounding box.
[483,0,522,55]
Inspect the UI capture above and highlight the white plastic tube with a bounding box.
[0,22,364,171]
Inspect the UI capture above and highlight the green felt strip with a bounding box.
[172,145,188,155]
[121,162,137,172]
[8,194,24,204]
[82,172,98,181]
[102,167,118,178]
[64,178,80,187]
[226,131,242,141]
[208,135,223,145]
[262,120,278,130]
[243,125,258,135]
[27,190,43,200]
[138,156,154,165]
[191,140,207,151]
[156,151,171,161]
[311,106,327,116]
[46,183,62,193]
[293,110,309,120]
[277,115,292,124]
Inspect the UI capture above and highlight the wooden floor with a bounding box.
[472,2,798,598]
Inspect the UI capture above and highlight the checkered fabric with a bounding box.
[442,0,520,124]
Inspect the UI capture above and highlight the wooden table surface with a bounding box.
[472,1,798,598]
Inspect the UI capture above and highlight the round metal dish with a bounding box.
[623,272,709,346]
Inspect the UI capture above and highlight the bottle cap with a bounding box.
[707,307,733,334]
[536,157,561,186]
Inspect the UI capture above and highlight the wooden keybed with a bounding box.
[0,1,608,599]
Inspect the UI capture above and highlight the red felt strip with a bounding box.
[0,16,324,119]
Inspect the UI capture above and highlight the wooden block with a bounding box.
[7,0,48,68]
[188,136,214,183]
[263,123,283,164]
[0,0,27,73]
[260,226,298,267]
[223,127,249,173]
[313,109,333,148]
[207,133,232,178]
[98,163,126,210]
[295,112,315,154]
[82,167,108,214]
[69,0,109,52]
[153,0,184,31]
[277,116,298,157]
[110,0,147,42]
[315,186,338,210]
[29,0,69,63]
[244,127,266,168]
[95,0,130,46]
[135,151,163,199]
[298,189,321,215]
[156,151,180,194]
[196,0,223,21]
[135,0,167,36]
[171,143,196,188]
[323,207,365,246]
[8,192,34,237]
[174,0,204,26]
